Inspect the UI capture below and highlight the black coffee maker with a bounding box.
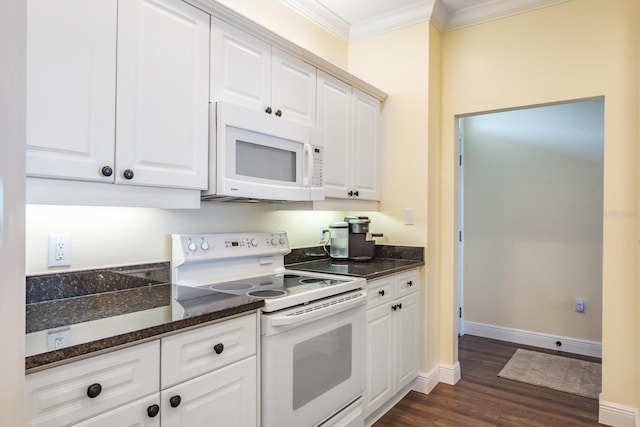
[338,216,383,261]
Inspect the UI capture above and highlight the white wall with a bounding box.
[463,99,604,342]
[25,203,350,274]
[0,0,27,424]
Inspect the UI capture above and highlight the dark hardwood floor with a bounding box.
[373,335,604,426]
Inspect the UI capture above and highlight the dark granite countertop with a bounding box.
[285,244,425,280]
[288,258,424,280]
[26,263,263,372]
[27,245,422,371]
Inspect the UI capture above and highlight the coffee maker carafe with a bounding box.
[327,216,382,261]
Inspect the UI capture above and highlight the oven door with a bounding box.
[261,291,366,427]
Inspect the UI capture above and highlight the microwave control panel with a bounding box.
[311,146,323,187]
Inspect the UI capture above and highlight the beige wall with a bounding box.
[440,0,639,407]
[348,22,434,372]
[1,0,27,424]
[463,100,604,342]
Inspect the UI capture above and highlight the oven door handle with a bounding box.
[269,291,366,326]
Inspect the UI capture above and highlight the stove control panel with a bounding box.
[171,232,290,265]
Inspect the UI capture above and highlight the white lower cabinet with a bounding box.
[160,314,257,426]
[365,270,419,419]
[72,394,161,427]
[161,356,256,426]
[26,314,258,426]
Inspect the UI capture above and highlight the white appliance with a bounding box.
[171,232,366,427]
[202,102,324,202]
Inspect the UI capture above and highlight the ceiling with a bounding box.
[281,0,570,40]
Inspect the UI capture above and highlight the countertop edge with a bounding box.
[360,260,425,280]
[25,299,264,372]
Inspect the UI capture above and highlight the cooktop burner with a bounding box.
[247,289,287,298]
[198,271,348,300]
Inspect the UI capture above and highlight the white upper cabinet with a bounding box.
[316,72,351,197]
[271,49,317,127]
[116,0,209,189]
[211,17,317,127]
[211,17,271,112]
[26,0,117,182]
[317,71,381,201]
[352,88,381,200]
[27,0,209,191]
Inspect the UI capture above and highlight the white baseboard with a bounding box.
[599,396,639,427]
[439,361,461,385]
[413,366,440,394]
[464,321,602,358]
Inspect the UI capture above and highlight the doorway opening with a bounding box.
[456,97,604,358]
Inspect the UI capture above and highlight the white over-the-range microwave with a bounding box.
[202,102,324,202]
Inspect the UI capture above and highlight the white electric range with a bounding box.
[171,231,367,427]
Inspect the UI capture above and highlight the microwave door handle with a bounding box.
[303,143,313,187]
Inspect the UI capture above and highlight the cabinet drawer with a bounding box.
[393,270,419,299]
[366,276,394,309]
[27,341,159,427]
[161,314,257,388]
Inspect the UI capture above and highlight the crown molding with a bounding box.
[350,1,435,41]
[442,0,572,32]
[281,0,572,40]
[279,0,350,40]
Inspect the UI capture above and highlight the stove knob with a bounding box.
[251,238,258,247]
[201,241,209,250]
[187,242,197,252]
[270,237,278,245]
[279,237,285,245]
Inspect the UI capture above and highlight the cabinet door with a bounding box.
[26,0,117,182]
[116,0,209,189]
[365,303,394,418]
[317,71,351,199]
[272,49,317,127]
[352,89,381,200]
[394,292,419,391]
[211,17,271,111]
[161,356,257,427]
[71,393,160,427]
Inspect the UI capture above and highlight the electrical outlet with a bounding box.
[48,234,72,267]
[47,328,71,351]
[575,298,585,313]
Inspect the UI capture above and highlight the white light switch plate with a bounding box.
[405,208,415,225]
